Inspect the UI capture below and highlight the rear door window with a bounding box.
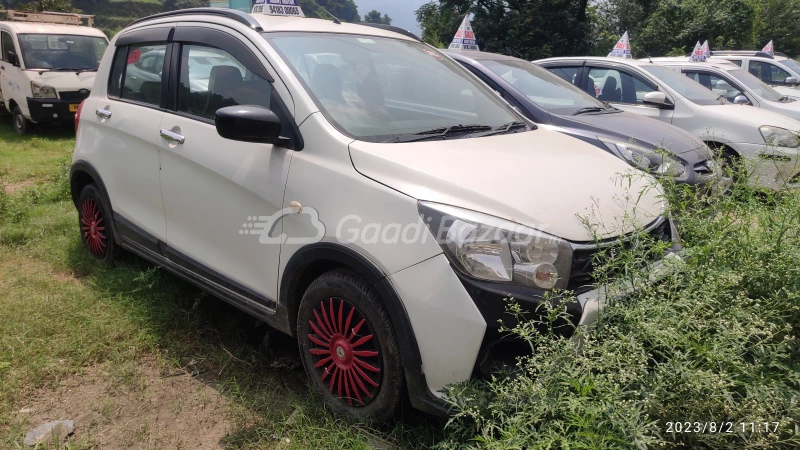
[107,43,168,107]
[587,67,656,104]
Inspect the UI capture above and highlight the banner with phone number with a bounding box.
[252,0,305,17]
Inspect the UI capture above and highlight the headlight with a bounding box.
[31,82,57,99]
[418,202,573,290]
[759,126,800,148]
[600,140,686,177]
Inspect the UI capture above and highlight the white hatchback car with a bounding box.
[645,58,800,121]
[71,9,671,421]
[710,50,800,98]
[538,57,800,189]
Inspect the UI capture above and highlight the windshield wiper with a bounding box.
[383,124,493,143]
[572,106,606,116]
[466,121,529,138]
[779,96,796,103]
[36,68,96,73]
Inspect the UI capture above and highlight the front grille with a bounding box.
[59,90,90,102]
[567,218,673,291]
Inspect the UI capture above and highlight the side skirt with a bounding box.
[114,213,292,333]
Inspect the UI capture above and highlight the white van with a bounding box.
[0,10,108,134]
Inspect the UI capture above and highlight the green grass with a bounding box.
[0,122,441,449]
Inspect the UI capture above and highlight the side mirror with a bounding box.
[733,95,751,105]
[6,51,18,67]
[643,91,674,109]
[785,76,799,86]
[215,105,286,145]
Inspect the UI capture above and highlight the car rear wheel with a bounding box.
[78,184,119,265]
[12,106,30,135]
[297,269,404,423]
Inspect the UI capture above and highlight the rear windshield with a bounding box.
[642,65,724,105]
[479,58,605,115]
[18,34,108,71]
[265,32,522,142]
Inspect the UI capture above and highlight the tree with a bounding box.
[425,0,591,60]
[300,0,360,22]
[162,0,206,12]
[364,9,391,25]
[19,0,79,13]
[415,1,465,48]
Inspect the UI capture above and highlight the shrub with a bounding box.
[439,161,800,449]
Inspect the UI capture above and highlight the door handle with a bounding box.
[160,129,185,144]
[95,108,112,119]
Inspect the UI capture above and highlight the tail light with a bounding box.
[74,99,86,133]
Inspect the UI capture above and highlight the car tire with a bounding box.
[78,184,119,265]
[12,106,30,135]
[297,269,404,423]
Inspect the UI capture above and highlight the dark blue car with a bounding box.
[446,50,718,186]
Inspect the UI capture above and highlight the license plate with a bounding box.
[69,104,79,112]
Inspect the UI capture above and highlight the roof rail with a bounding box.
[0,9,95,27]
[710,50,775,59]
[130,8,263,32]
[775,51,788,57]
[358,23,421,41]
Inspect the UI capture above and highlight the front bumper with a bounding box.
[730,142,800,190]
[26,98,81,123]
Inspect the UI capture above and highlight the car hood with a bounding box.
[774,85,800,99]
[349,129,664,242]
[30,70,96,91]
[552,110,704,155]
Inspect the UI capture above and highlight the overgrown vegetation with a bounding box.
[438,163,800,449]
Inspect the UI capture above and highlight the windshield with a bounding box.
[266,33,522,142]
[780,58,800,74]
[479,58,606,115]
[727,68,784,101]
[642,65,723,105]
[18,34,107,70]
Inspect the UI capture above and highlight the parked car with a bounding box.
[71,8,674,422]
[709,51,800,98]
[0,10,108,134]
[644,57,800,121]
[446,50,718,187]
[537,56,800,190]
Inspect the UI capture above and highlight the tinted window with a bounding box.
[587,67,656,104]
[641,65,722,105]
[480,59,604,115]
[109,43,167,106]
[728,59,742,67]
[178,44,272,121]
[685,71,743,102]
[549,66,579,85]
[750,61,792,84]
[1,31,14,61]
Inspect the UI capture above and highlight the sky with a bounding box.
[355,0,429,35]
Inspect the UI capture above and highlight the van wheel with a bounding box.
[78,184,119,265]
[12,106,30,135]
[297,270,404,423]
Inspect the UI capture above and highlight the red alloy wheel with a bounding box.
[307,297,382,406]
[80,198,106,258]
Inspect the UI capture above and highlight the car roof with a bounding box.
[536,56,652,66]
[646,58,741,70]
[252,15,417,41]
[444,49,525,63]
[0,21,106,38]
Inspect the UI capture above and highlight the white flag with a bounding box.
[701,40,710,58]
[449,16,480,51]
[690,41,706,62]
[762,40,774,55]
[608,31,632,58]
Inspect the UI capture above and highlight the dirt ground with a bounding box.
[17,358,233,449]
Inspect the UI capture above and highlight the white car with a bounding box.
[71,8,671,421]
[537,57,800,189]
[710,51,800,98]
[0,12,108,134]
[644,58,800,121]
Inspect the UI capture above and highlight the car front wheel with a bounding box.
[12,106,30,135]
[297,269,404,423]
